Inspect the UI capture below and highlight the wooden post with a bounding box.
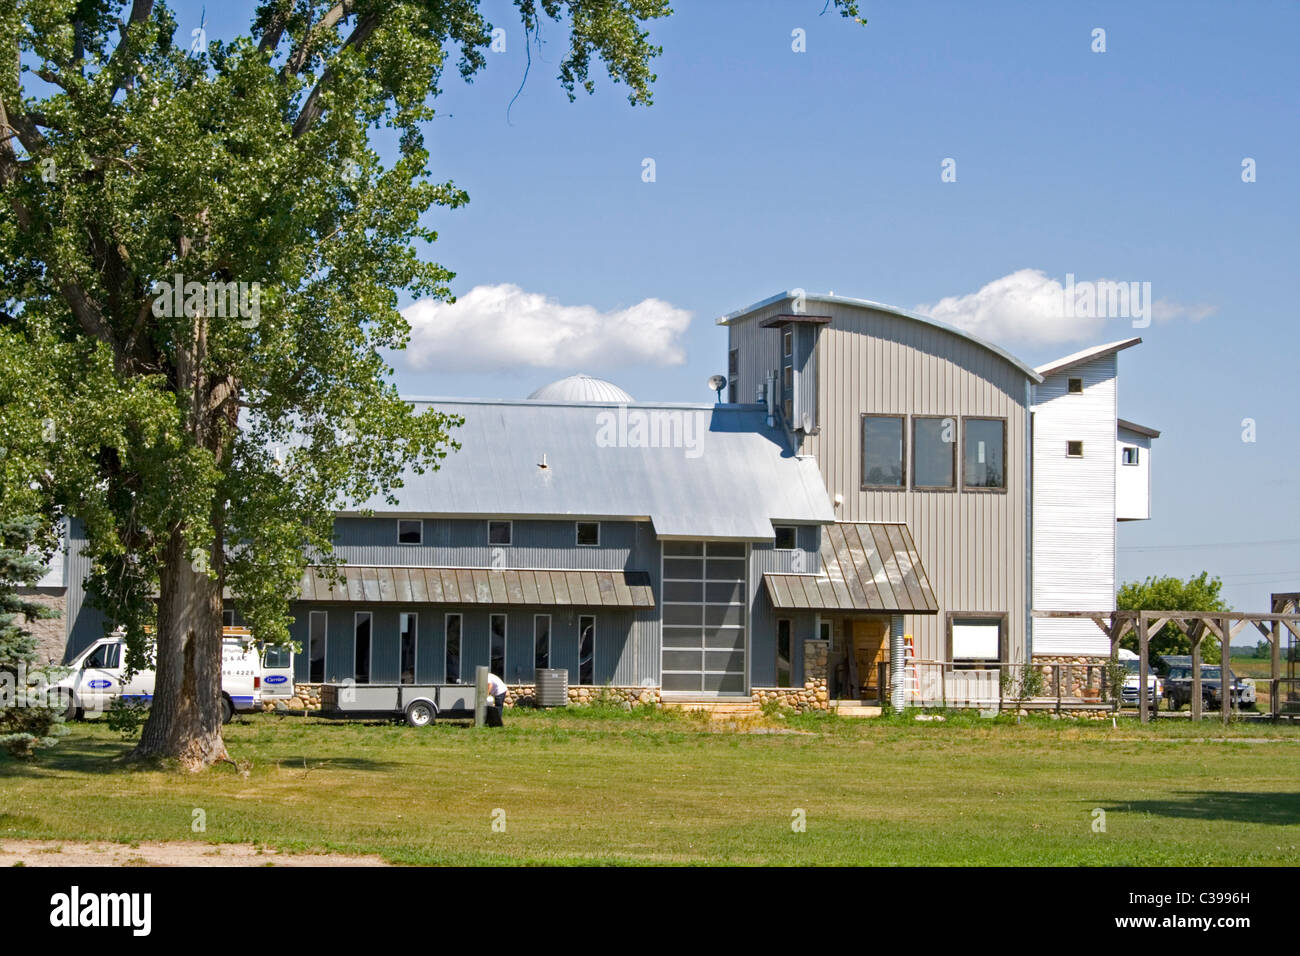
[1271,619,1281,723]
[1138,613,1150,724]
[1191,626,1202,722]
[1221,618,1231,726]
[474,665,488,728]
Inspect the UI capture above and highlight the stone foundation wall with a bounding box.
[268,683,662,711]
[504,684,662,709]
[752,638,830,712]
[1032,655,1110,698]
[16,588,68,666]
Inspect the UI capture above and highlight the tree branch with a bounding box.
[283,2,355,77]
[106,0,156,102]
[291,12,381,139]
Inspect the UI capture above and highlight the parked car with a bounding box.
[1118,648,1162,706]
[1160,655,1256,711]
[55,627,266,723]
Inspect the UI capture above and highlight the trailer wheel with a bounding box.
[220,695,235,725]
[405,700,436,728]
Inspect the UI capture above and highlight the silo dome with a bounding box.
[527,373,634,403]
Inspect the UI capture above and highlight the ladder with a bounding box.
[902,634,920,706]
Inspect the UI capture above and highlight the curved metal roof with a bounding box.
[527,373,635,403]
[718,290,1043,384]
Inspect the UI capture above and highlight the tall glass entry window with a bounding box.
[661,540,747,694]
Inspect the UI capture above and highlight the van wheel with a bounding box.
[62,696,79,722]
[220,696,234,725]
[405,700,436,728]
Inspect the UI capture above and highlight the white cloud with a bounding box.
[399,284,692,371]
[915,269,1215,346]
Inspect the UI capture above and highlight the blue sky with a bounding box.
[183,1,1298,619]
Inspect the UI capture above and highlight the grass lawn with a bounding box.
[2,708,1299,866]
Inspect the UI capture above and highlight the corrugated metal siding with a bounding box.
[1115,429,1152,520]
[750,526,820,686]
[291,517,665,687]
[752,303,1033,664]
[1031,356,1117,655]
[64,518,108,661]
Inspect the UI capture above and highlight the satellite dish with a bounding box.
[801,412,813,432]
[708,374,728,403]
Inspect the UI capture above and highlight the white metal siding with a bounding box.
[1116,429,1152,521]
[1031,356,1117,655]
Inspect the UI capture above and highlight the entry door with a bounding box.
[661,541,747,694]
[851,619,889,701]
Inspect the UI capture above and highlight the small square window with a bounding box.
[1067,441,1084,458]
[1122,446,1140,466]
[398,519,422,545]
[488,520,512,546]
[774,526,797,550]
[1067,377,1083,394]
[783,328,793,357]
[576,521,600,546]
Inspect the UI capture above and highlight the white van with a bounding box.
[57,627,265,724]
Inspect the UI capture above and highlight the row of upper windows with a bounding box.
[395,519,601,548]
[862,415,1007,491]
[392,518,808,555]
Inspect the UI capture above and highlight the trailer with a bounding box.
[319,682,482,726]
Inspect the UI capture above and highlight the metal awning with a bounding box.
[297,566,655,608]
[763,522,939,613]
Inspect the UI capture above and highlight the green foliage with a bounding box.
[999,663,1046,710]
[105,696,148,739]
[0,515,66,758]
[1117,573,1230,663]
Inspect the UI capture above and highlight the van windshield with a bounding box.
[84,643,121,669]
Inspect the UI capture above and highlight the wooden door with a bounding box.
[851,619,890,701]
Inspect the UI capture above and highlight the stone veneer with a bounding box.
[268,683,661,712]
[16,588,68,666]
[751,638,831,712]
[1031,655,1111,699]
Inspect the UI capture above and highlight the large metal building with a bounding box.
[48,289,1157,706]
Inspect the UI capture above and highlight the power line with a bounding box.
[1112,538,1300,554]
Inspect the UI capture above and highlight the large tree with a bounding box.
[1118,572,1230,664]
[2,1,866,768]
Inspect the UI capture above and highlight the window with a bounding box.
[488,520,512,546]
[534,615,551,672]
[1122,446,1140,466]
[783,365,793,391]
[1067,440,1084,458]
[578,615,595,685]
[783,328,793,357]
[776,619,792,688]
[576,521,600,547]
[86,642,121,670]
[262,643,291,669]
[398,519,422,545]
[962,418,1006,490]
[445,614,462,683]
[783,398,793,420]
[399,613,417,685]
[861,415,905,488]
[222,609,235,627]
[913,417,956,489]
[774,525,797,551]
[728,348,739,403]
[309,611,327,683]
[354,612,372,684]
[490,614,506,678]
[819,619,832,646]
[1067,377,1083,394]
[951,617,1002,666]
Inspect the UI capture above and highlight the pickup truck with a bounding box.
[1161,657,1256,711]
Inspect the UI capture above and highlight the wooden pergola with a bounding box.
[1034,604,1300,723]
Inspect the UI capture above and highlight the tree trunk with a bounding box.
[130,527,228,768]
[129,310,231,769]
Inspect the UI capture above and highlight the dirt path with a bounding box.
[0,840,390,867]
